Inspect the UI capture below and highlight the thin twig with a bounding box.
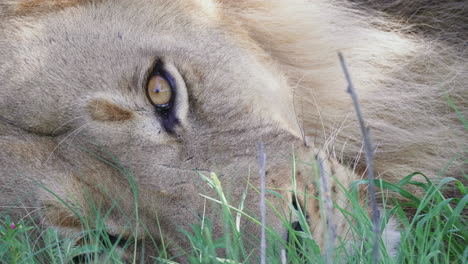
[318,157,336,264]
[259,142,267,264]
[338,52,380,263]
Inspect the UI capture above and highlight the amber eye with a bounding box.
[146,74,173,108]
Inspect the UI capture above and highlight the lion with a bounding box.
[0,0,466,262]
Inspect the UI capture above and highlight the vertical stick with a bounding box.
[338,52,380,263]
[259,142,267,264]
[318,157,336,264]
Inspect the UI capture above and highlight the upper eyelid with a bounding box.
[145,60,177,89]
[144,59,165,86]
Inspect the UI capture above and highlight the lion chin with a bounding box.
[0,0,466,262]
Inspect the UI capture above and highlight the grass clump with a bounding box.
[0,160,466,263]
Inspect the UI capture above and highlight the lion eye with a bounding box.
[146,73,173,109]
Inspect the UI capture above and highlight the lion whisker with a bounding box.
[46,122,91,163]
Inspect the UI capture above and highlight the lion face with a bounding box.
[1,0,321,260]
[4,0,465,261]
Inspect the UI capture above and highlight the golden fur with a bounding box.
[0,0,466,262]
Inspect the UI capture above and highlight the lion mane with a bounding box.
[223,0,467,183]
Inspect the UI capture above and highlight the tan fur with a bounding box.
[14,0,84,14]
[222,0,467,184]
[87,99,134,122]
[0,0,466,262]
[43,200,82,228]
